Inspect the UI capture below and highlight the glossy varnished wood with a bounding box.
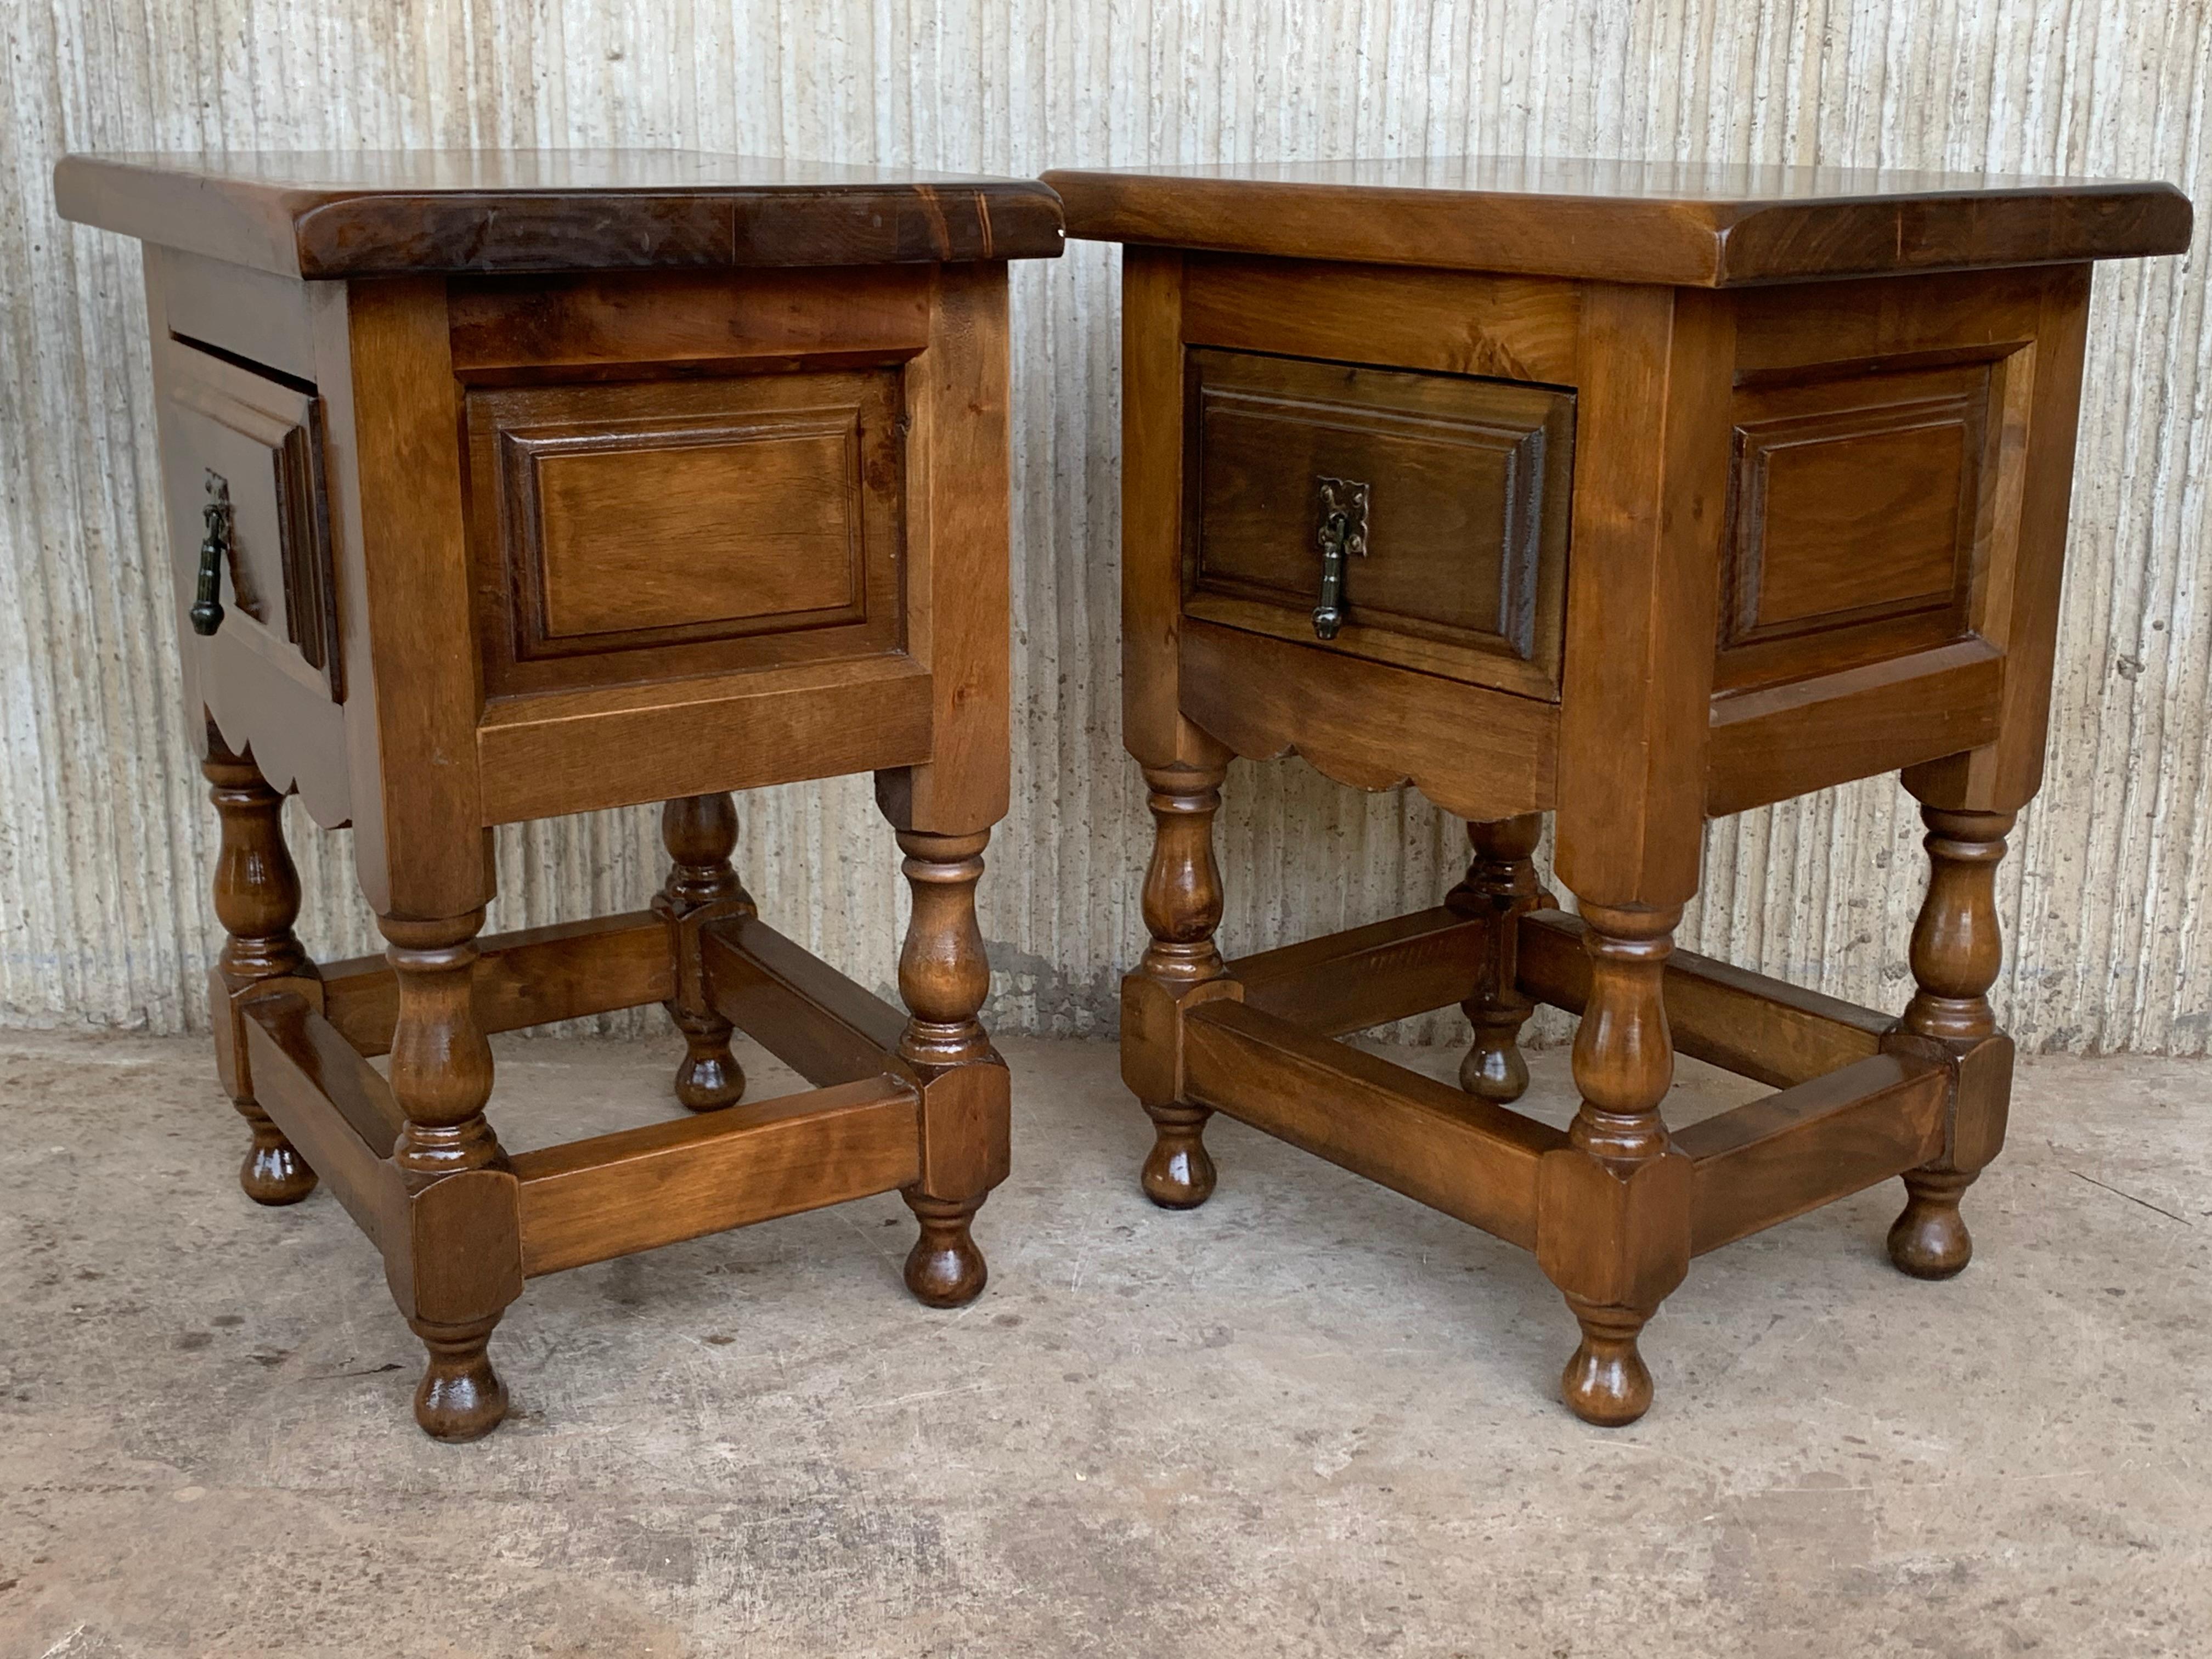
[701,916,911,1088]
[654,793,754,1112]
[1180,255,1581,383]
[462,368,907,695]
[1674,1055,1948,1256]
[1233,906,1486,1036]
[1124,756,1233,1208]
[1183,348,1574,695]
[1515,910,1893,1091]
[64,149,1054,1441]
[1449,816,1546,1104]
[1046,156,2187,285]
[1884,804,2019,1278]
[58,150,1064,278]
[445,264,933,379]
[1186,998,1564,1248]
[1178,619,1557,822]
[319,911,675,1058]
[511,1076,922,1277]
[890,829,1006,1306]
[475,654,936,826]
[242,994,407,1250]
[202,731,321,1206]
[1092,157,2184,1428]
[162,339,342,701]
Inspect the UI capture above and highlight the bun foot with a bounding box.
[671,1018,746,1113]
[238,1108,317,1206]
[1560,1301,1654,1426]
[1888,1169,1976,1279]
[411,1318,509,1442]
[1458,1032,1530,1104]
[1141,1103,1216,1209]
[903,1193,988,1307]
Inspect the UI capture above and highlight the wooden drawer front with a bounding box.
[1183,349,1574,698]
[1719,362,1994,692]
[161,340,342,699]
[466,370,904,697]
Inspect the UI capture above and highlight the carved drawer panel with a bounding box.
[1718,361,1995,693]
[1182,348,1575,700]
[465,370,905,697]
[160,338,342,701]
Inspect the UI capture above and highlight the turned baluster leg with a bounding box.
[1447,814,1544,1104]
[1887,806,2017,1279]
[202,731,319,1205]
[1539,902,1692,1427]
[1133,760,1229,1208]
[654,792,755,1111]
[894,830,1007,1307]
[381,908,512,1441]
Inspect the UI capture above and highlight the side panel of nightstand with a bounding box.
[143,248,353,829]
[1704,265,2091,816]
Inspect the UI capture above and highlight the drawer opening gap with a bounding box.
[171,331,319,397]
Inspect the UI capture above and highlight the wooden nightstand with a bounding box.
[1042,156,2188,1424]
[58,150,1062,1439]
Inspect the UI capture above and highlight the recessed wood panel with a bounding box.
[520,416,862,641]
[466,370,905,697]
[1182,348,1574,698]
[1752,413,1964,628]
[1718,362,1992,692]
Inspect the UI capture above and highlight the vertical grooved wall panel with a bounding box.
[2,1,2204,1053]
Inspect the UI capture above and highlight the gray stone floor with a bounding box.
[1,1028,2207,1658]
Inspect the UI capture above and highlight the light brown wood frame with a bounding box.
[121,202,1033,1443]
[1115,242,2101,1429]
[236,909,955,1301]
[1130,902,1963,1283]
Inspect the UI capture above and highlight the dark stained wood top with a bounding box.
[1041,156,2191,286]
[57,150,1065,278]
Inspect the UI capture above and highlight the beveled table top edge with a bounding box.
[1041,157,2191,286]
[57,149,1067,278]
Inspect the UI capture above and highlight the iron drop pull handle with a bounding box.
[1311,476,1369,641]
[191,471,231,637]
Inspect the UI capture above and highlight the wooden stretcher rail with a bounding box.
[1231,906,1489,1035]
[699,916,909,1087]
[242,992,407,1252]
[321,910,674,1057]
[1181,998,1566,1250]
[1516,909,1894,1088]
[508,1075,922,1276]
[1674,1053,1950,1255]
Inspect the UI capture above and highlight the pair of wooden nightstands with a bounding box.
[61,150,2187,1437]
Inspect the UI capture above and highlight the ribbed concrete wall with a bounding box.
[2,1,2205,1052]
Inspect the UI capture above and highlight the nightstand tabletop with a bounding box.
[59,149,1066,278]
[1042,155,2190,284]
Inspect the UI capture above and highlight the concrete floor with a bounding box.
[1,1029,2207,1658]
